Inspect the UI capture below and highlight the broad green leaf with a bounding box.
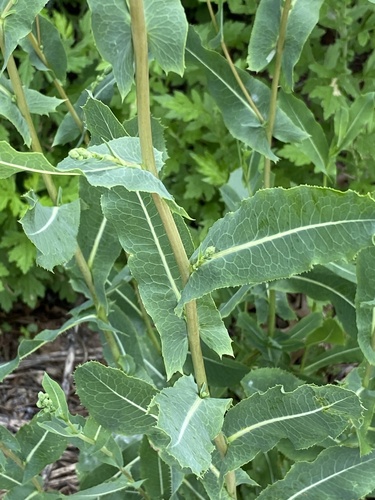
[41,373,70,421]
[185,27,308,161]
[19,15,67,81]
[0,311,99,381]
[16,415,66,482]
[273,265,357,338]
[324,261,357,284]
[177,187,375,312]
[356,247,375,364]
[151,375,231,475]
[278,91,329,174]
[303,346,363,376]
[0,140,73,178]
[102,187,232,378]
[20,192,80,271]
[74,361,158,435]
[24,88,64,115]
[0,426,20,452]
[241,367,303,397]
[88,0,187,99]
[0,0,48,70]
[336,93,375,152]
[140,437,184,499]
[278,311,324,351]
[68,476,144,499]
[0,77,30,145]
[83,95,127,145]
[247,0,324,89]
[222,385,362,474]
[257,446,375,500]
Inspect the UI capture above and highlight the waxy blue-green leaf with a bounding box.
[151,375,231,476]
[0,0,48,71]
[247,0,325,89]
[222,384,362,474]
[258,446,375,500]
[68,476,144,499]
[278,90,329,174]
[273,265,357,338]
[356,247,375,365]
[83,95,127,146]
[19,15,67,81]
[16,415,66,482]
[24,88,64,115]
[177,187,375,312]
[74,361,158,435]
[102,187,232,378]
[0,141,61,178]
[20,192,80,271]
[241,367,303,397]
[185,27,308,161]
[0,77,30,145]
[87,0,187,99]
[0,311,99,382]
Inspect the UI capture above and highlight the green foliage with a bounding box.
[1,0,375,499]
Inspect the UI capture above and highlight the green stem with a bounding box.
[0,26,121,364]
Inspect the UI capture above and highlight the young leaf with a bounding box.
[185,27,308,161]
[0,0,49,71]
[222,385,362,474]
[278,90,329,174]
[151,375,231,476]
[247,0,325,89]
[177,187,375,312]
[74,361,158,435]
[257,447,375,500]
[20,192,80,271]
[356,247,375,364]
[41,373,70,421]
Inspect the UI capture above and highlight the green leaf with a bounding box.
[273,265,357,338]
[0,0,49,70]
[74,361,158,435]
[88,0,187,99]
[241,367,303,397]
[0,140,69,178]
[356,247,375,364]
[41,373,70,421]
[16,415,67,482]
[68,476,144,499]
[247,0,325,89]
[336,93,375,152]
[19,15,67,81]
[222,385,362,474]
[177,187,375,312]
[20,192,80,271]
[151,375,231,476]
[0,311,99,381]
[185,27,308,161]
[24,88,64,115]
[0,77,30,145]
[278,91,329,174]
[83,95,127,145]
[257,447,375,500]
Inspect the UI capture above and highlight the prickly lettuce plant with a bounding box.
[1,0,375,498]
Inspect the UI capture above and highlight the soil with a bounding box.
[0,297,104,496]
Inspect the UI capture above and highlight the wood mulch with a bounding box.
[0,297,104,496]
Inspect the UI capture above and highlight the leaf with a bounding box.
[177,187,375,312]
[24,88,64,115]
[185,27,308,161]
[19,15,67,81]
[273,265,357,338]
[247,0,325,89]
[74,361,158,435]
[16,415,67,482]
[356,247,375,364]
[336,93,375,152]
[241,367,303,397]
[151,375,231,476]
[0,77,30,145]
[88,0,187,99]
[0,0,49,71]
[68,476,144,499]
[222,384,362,474]
[257,446,375,500]
[83,95,127,145]
[41,373,70,421]
[0,311,99,381]
[278,90,329,174]
[20,192,80,271]
[0,140,69,178]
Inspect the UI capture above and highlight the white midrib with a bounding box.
[227,396,349,443]
[0,159,78,175]
[290,275,355,309]
[29,207,59,235]
[171,397,203,448]
[204,218,374,263]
